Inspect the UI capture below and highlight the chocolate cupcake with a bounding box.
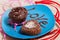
[9,7,28,23]
[21,20,41,35]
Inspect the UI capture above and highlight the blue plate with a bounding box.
[2,4,55,39]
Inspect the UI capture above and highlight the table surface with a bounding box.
[0,0,60,40]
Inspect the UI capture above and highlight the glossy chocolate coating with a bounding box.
[21,20,41,35]
[9,7,28,23]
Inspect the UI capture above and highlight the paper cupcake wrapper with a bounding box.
[0,0,60,40]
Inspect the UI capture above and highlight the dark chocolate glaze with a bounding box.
[21,20,41,35]
[9,7,28,23]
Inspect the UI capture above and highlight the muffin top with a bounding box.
[9,7,28,23]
